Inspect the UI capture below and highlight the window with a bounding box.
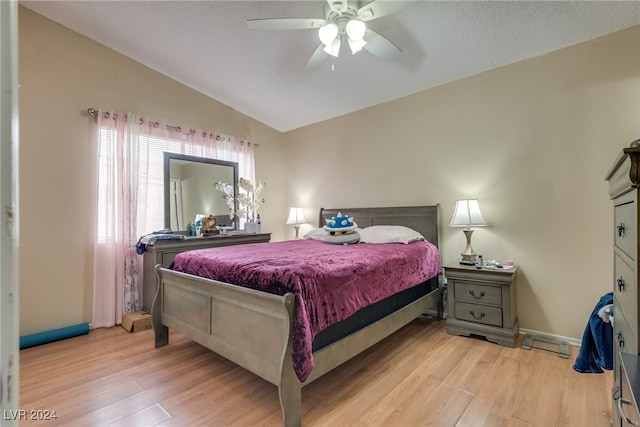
[97,124,249,242]
[92,110,256,325]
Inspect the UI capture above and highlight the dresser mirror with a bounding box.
[163,152,238,232]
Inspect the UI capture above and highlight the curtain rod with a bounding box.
[86,108,259,147]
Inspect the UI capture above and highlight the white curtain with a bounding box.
[91,110,256,328]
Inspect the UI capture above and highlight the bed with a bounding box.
[152,205,443,426]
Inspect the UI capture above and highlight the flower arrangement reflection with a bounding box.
[214,178,265,224]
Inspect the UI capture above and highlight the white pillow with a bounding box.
[358,225,425,244]
[303,228,328,241]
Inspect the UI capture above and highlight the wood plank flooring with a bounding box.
[19,317,613,426]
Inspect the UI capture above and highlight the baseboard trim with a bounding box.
[519,327,581,347]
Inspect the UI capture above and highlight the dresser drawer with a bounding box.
[161,252,183,266]
[614,300,638,355]
[454,302,502,327]
[615,198,637,261]
[454,281,502,306]
[615,252,637,331]
[616,352,640,427]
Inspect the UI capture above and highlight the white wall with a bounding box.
[283,25,640,340]
[18,7,286,335]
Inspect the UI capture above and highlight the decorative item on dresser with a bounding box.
[141,233,271,312]
[215,176,265,233]
[444,263,519,347]
[605,145,640,425]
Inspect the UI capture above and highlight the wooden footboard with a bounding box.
[153,265,441,427]
[152,265,295,382]
[153,265,304,426]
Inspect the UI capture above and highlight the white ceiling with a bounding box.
[20,0,640,132]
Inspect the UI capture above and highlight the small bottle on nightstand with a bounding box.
[476,255,483,269]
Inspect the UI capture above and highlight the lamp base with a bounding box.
[459,229,479,265]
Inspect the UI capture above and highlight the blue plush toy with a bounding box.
[324,212,357,235]
[323,212,360,244]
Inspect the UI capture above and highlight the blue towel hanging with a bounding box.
[573,292,613,373]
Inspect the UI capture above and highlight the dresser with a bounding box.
[141,233,271,312]
[444,264,519,347]
[606,147,640,424]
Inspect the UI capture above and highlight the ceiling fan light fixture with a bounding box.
[346,19,366,41]
[348,37,366,54]
[318,23,339,46]
[323,38,341,57]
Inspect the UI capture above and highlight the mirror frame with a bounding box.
[163,152,239,231]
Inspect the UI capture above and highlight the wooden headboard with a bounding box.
[319,205,440,248]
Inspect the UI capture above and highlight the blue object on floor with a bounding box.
[573,292,613,373]
[20,322,90,349]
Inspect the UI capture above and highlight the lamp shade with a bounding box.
[449,199,487,228]
[319,23,339,46]
[346,19,366,41]
[348,37,366,54]
[286,207,306,225]
[323,38,341,57]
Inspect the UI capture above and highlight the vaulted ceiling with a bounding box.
[21,1,640,132]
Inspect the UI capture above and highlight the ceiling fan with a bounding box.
[246,0,414,70]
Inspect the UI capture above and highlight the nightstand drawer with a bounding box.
[454,281,502,306]
[454,302,502,327]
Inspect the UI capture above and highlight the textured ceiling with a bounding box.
[20,0,640,132]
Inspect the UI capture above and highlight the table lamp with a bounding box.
[286,207,307,239]
[449,199,488,265]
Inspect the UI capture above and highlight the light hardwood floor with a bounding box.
[20,317,613,426]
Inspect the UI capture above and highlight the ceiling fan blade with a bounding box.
[326,0,349,14]
[357,1,416,22]
[363,29,401,60]
[305,44,330,71]
[246,18,326,31]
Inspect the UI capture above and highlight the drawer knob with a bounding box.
[469,310,485,320]
[618,276,626,292]
[618,331,626,348]
[618,222,626,237]
[469,290,485,299]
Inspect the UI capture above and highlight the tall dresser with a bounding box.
[141,233,271,312]
[606,146,640,425]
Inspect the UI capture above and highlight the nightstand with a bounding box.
[444,264,519,347]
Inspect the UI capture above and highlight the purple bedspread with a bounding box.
[169,239,441,382]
